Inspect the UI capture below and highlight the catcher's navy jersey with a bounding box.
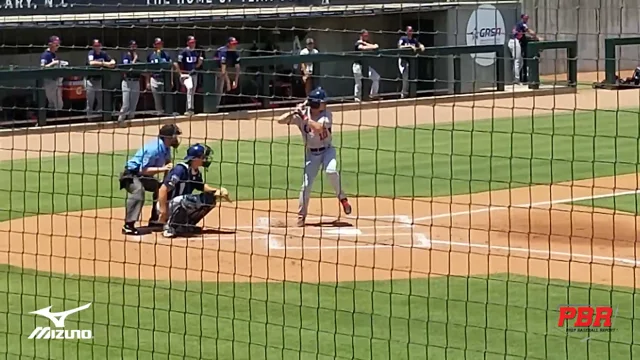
[163,163,204,199]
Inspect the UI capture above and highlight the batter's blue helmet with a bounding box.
[308,87,328,106]
[184,143,213,167]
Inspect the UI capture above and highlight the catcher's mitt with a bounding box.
[215,187,233,203]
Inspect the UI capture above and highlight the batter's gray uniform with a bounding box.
[291,107,346,218]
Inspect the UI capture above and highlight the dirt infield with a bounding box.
[1,85,639,287]
[1,173,638,287]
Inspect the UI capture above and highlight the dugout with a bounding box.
[0,1,521,122]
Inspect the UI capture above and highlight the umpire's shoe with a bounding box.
[122,223,141,236]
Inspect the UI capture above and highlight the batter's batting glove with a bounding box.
[215,187,232,203]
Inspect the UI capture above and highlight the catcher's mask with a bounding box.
[308,87,327,109]
[159,124,182,148]
[184,143,213,168]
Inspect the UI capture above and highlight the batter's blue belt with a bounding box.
[309,147,326,152]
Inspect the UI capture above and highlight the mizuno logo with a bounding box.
[28,303,93,340]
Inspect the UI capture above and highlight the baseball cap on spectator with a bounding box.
[306,38,314,45]
[187,36,196,44]
[48,36,60,45]
[129,40,137,48]
[228,37,238,45]
[521,14,529,20]
[91,39,101,47]
[154,37,163,46]
[406,26,414,34]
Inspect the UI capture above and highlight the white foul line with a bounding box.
[412,189,640,223]
[270,235,639,266]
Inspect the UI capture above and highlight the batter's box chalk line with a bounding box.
[345,214,413,227]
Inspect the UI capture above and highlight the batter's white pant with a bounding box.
[298,146,346,218]
[508,39,523,82]
[352,63,380,101]
[44,78,63,110]
[398,59,409,98]
[180,74,198,112]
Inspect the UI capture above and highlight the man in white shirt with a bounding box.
[299,38,318,96]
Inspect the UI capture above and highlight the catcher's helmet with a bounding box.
[184,143,213,168]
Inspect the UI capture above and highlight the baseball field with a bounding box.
[1,78,640,359]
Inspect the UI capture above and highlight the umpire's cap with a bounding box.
[308,87,328,104]
[159,124,181,138]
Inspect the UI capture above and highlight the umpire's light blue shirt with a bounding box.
[126,138,171,172]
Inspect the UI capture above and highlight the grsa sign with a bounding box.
[557,305,617,336]
[465,4,506,67]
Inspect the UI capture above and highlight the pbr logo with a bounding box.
[465,4,506,66]
[556,305,617,340]
[28,303,93,340]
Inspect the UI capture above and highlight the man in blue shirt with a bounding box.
[147,38,180,115]
[178,36,203,116]
[508,14,540,84]
[118,40,141,126]
[86,39,115,116]
[397,26,425,98]
[215,37,241,96]
[157,143,232,238]
[40,36,67,111]
[352,29,380,102]
[119,124,182,235]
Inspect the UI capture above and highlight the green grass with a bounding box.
[2,108,640,222]
[1,265,639,360]
[574,193,640,214]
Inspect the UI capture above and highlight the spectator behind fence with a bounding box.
[215,37,240,95]
[86,39,115,117]
[397,26,424,98]
[352,29,380,102]
[509,14,540,84]
[147,38,178,115]
[300,38,318,96]
[178,35,203,116]
[40,35,67,111]
[118,40,141,126]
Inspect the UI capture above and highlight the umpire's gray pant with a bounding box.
[85,78,103,116]
[125,175,160,223]
[118,79,140,122]
[44,78,63,110]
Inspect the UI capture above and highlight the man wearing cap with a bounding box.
[86,39,116,117]
[299,38,319,96]
[509,14,540,84]
[352,29,380,102]
[118,40,141,125]
[214,37,241,96]
[178,35,204,116]
[119,124,182,235]
[397,26,424,98]
[147,38,180,115]
[40,36,67,112]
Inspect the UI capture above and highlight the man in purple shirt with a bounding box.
[86,39,115,116]
[215,37,241,96]
[178,36,203,116]
[397,26,424,98]
[40,36,65,111]
[508,14,540,84]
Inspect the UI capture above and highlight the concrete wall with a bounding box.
[524,0,640,76]
[450,3,520,92]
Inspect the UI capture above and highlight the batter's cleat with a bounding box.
[122,224,141,236]
[340,198,352,215]
[297,216,306,227]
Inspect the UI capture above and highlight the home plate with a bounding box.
[323,228,362,236]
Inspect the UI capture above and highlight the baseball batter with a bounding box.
[277,87,352,226]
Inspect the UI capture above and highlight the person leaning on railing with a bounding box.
[40,35,68,111]
[397,26,424,99]
[146,38,180,115]
[117,40,141,126]
[86,39,116,117]
[508,14,542,84]
[214,37,241,96]
[352,29,380,102]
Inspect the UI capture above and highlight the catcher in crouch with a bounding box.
[157,143,232,238]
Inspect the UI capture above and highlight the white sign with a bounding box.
[28,303,93,340]
[465,4,506,66]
